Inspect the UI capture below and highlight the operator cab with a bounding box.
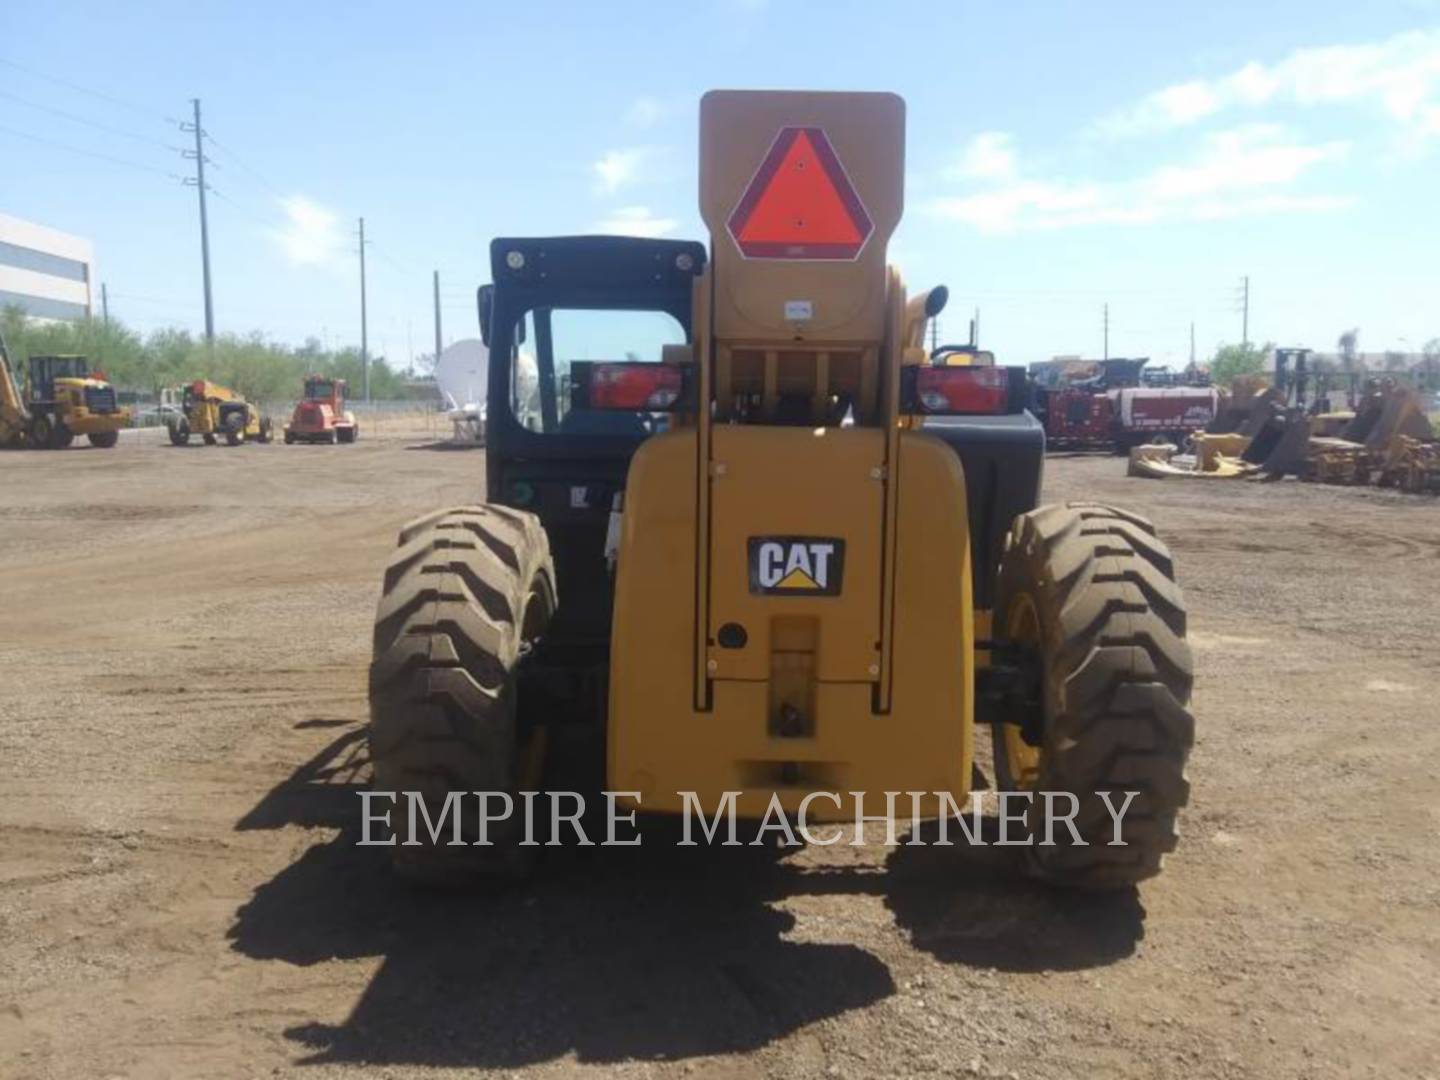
[28,355,91,401]
[304,377,344,402]
[481,235,705,654]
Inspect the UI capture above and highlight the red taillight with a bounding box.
[582,363,686,410]
[903,365,1022,415]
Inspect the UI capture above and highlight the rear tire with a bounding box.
[257,417,273,444]
[51,422,74,450]
[202,433,217,446]
[168,420,190,447]
[368,505,556,884]
[88,430,120,449]
[992,502,1194,889]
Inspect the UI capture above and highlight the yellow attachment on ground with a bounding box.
[1305,437,1375,485]
[1381,436,1440,494]
[1195,433,1251,471]
[1128,437,1254,479]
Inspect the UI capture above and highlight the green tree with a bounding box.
[1208,341,1272,388]
[1,304,438,404]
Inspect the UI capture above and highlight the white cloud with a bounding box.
[1096,28,1440,140]
[268,196,345,268]
[952,131,1017,180]
[931,125,1351,233]
[593,147,649,195]
[591,206,678,238]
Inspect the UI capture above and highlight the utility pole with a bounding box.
[101,282,109,329]
[1241,275,1250,347]
[433,270,443,365]
[358,217,369,403]
[181,98,215,348]
[1103,303,1110,360]
[1189,321,1196,370]
[973,306,980,348]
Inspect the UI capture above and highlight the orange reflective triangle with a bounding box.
[728,127,872,260]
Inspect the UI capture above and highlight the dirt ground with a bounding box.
[1,425,1437,1080]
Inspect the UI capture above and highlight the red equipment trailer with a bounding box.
[284,375,358,444]
[1030,358,1218,452]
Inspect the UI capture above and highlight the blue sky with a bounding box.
[3,0,1438,369]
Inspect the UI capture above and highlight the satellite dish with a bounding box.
[433,339,488,412]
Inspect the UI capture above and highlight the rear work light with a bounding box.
[900,364,1027,416]
[571,362,691,411]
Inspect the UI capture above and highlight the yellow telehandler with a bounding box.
[368,91,1195,889]
[166,380,273,446]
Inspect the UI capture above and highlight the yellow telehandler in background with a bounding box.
[167,380,273,446]
[368,90,1195,889]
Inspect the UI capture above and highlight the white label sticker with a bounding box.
[784,300,813,321]
[570,486,589,509]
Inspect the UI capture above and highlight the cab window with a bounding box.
[509,307,685,435]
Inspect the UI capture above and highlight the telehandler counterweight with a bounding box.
[368,90,1195,888]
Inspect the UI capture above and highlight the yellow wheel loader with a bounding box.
[0,337,129,450]
[368,91,1194,889]
[167,380,273,446]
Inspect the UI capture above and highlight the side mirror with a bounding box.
[477,284,494,348]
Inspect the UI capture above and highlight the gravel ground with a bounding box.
[1,428,1437,1080]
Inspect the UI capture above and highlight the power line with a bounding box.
[0,122,174,176]
[208,186,282,228]
[366,239,413,277]
[203,133,288,200]
[0,55,175,122]
[0,90,180,151]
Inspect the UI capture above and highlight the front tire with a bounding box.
[368,505,556,884]
[88,430,120,448]
[168,420,191,447]
[992,502,1194,889]
[30,415,53,449]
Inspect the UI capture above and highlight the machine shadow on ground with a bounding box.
[228,721,1143,1069]
[883,818,1147,973]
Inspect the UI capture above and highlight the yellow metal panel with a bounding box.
[706,424,883,683]
[608,427,972,822]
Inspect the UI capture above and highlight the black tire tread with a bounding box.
[994,501,1195,889]
[368,504,555,884]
